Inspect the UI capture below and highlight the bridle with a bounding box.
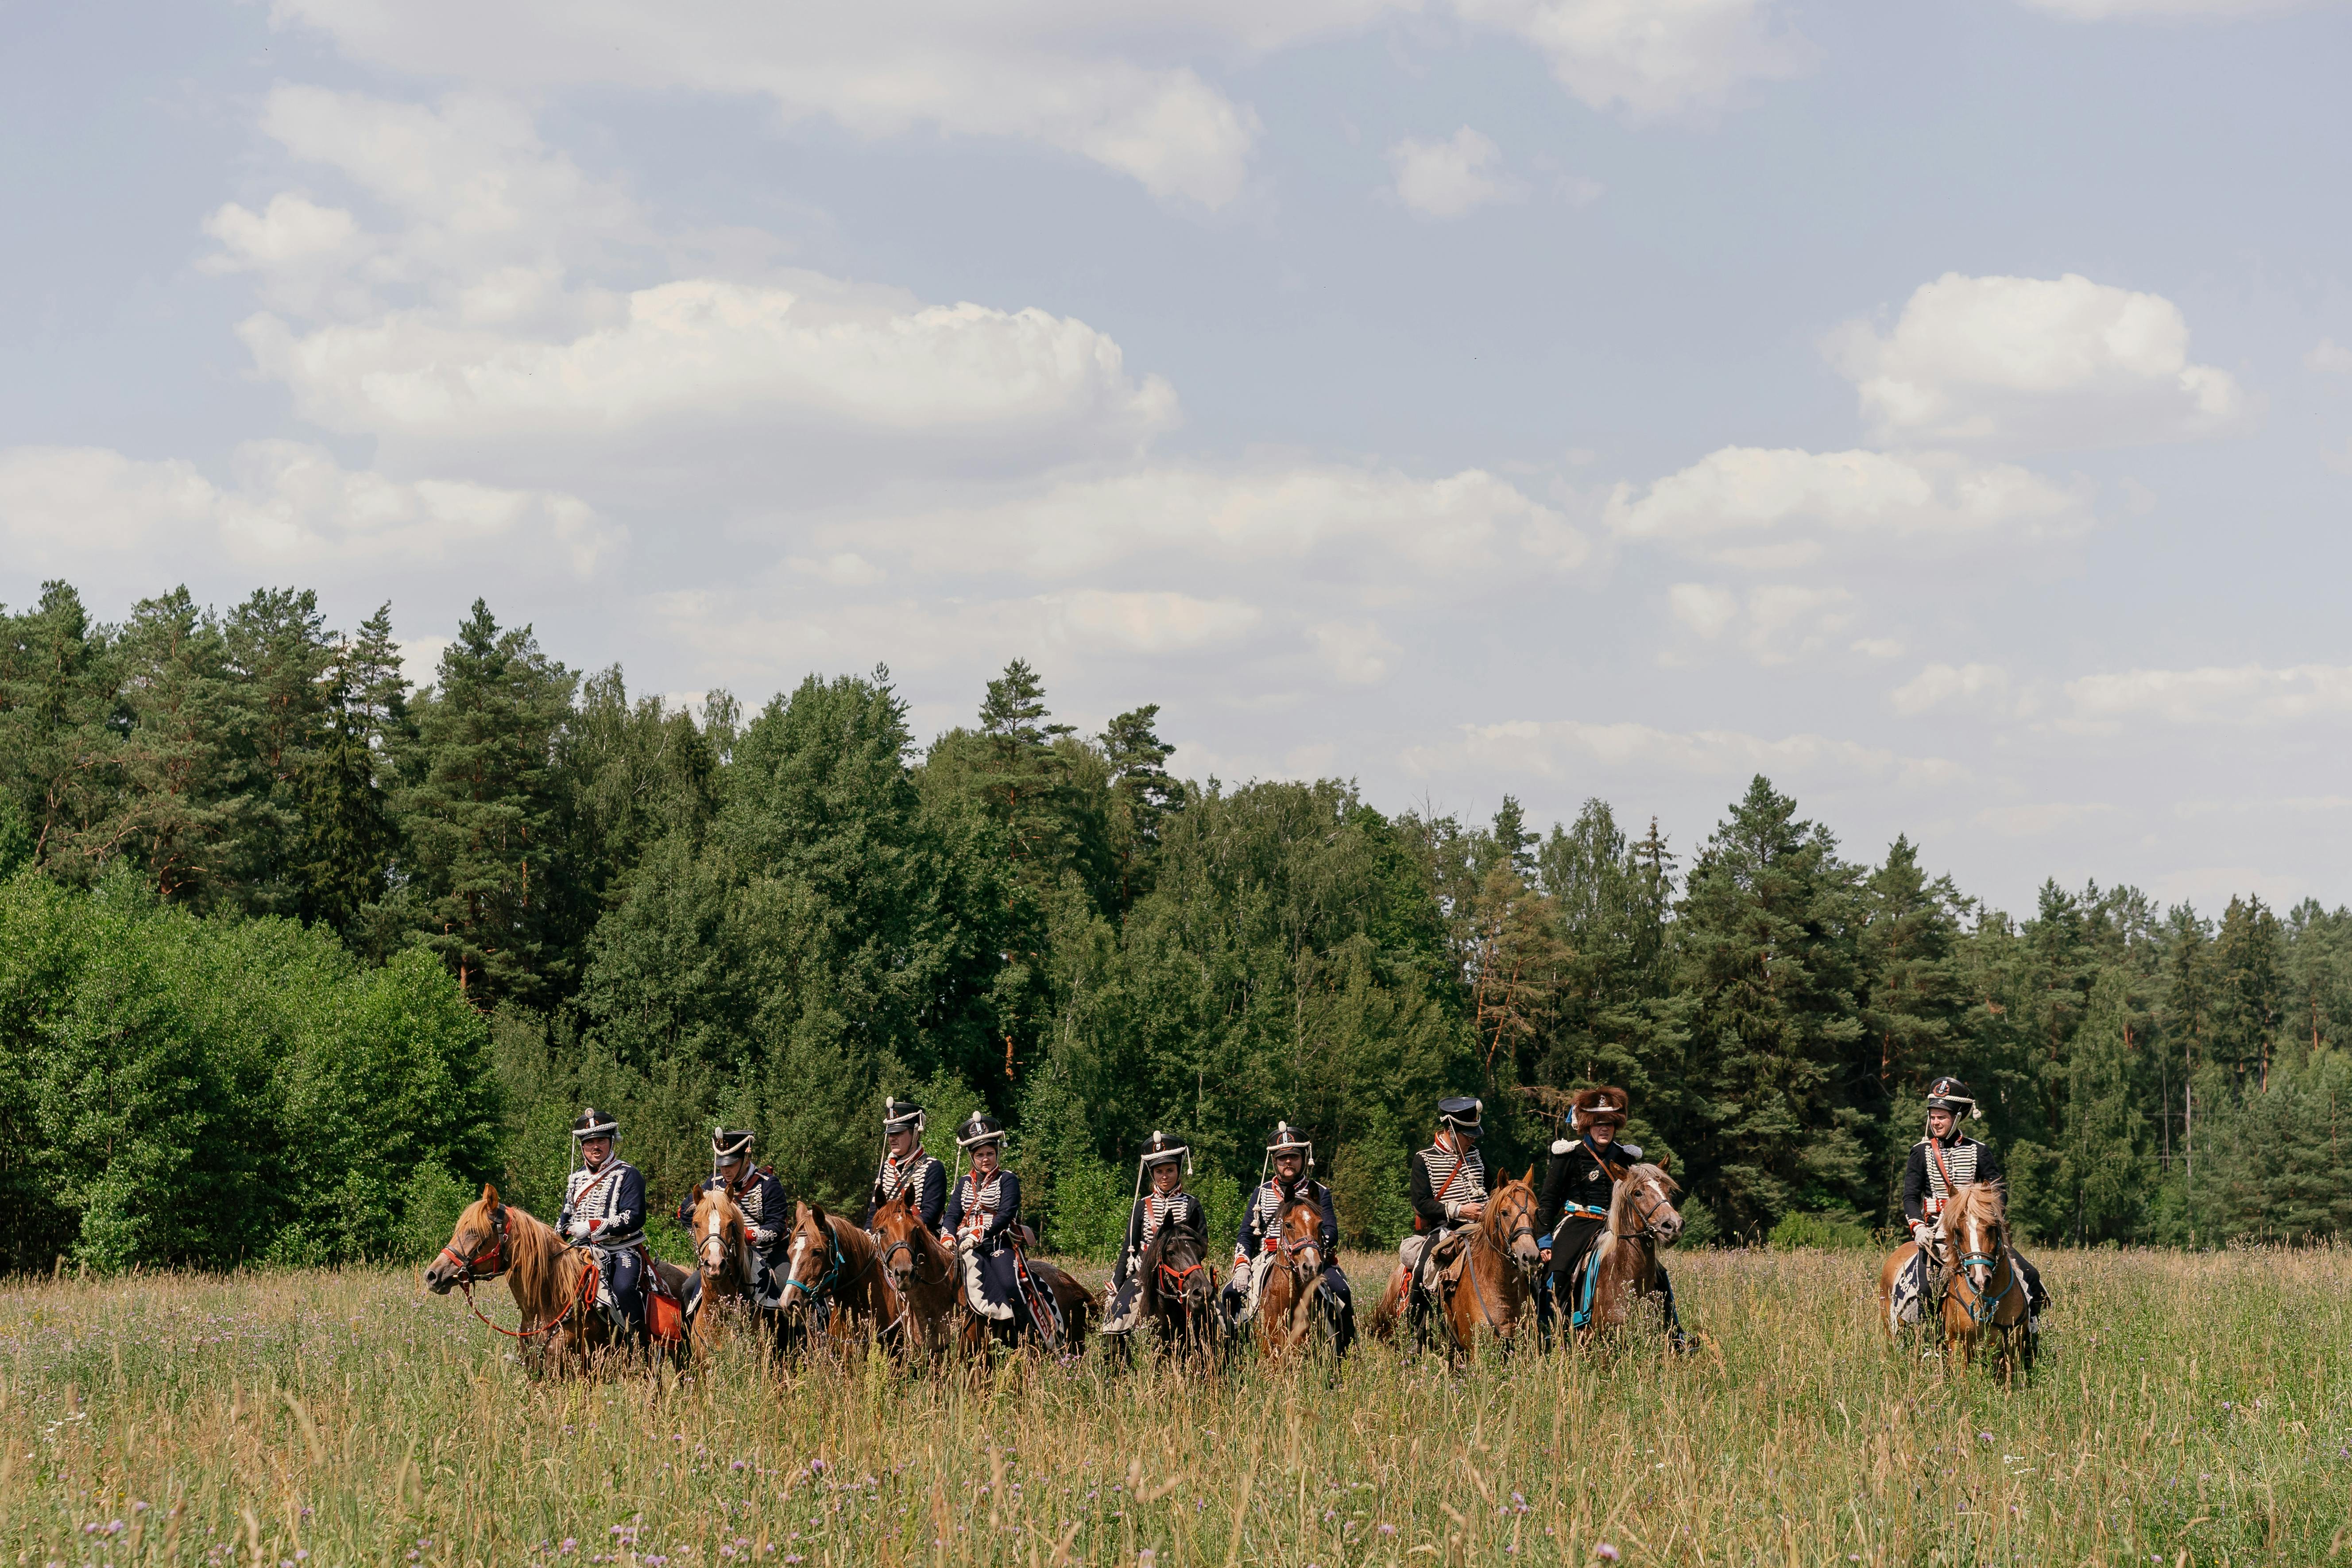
[1613,1174,1678,1244]
[1947,1204,2018,1327]
[696,1194,751,1289]
[435,1208,594,1341]
[1476,1185,1540,1279]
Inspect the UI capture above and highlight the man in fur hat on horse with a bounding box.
[862,1096,947,1233]
[676,1127,789,1301]
[1221,1121,1356,1353]
[1102,1131,1209,1336]
[1396,1096,1488,1329]
[1892,1076,2050,1331]
[1536,1086,1684,1341]
[560,1107,650,1342]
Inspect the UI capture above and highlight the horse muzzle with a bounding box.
[422,1263,459,1295]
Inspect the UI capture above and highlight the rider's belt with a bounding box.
[1561,1203,1609,1219]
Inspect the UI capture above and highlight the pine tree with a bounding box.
[2059,967,2155,1243]
[112,588,249,905]
[1860,835,1968,1093]
[220,587,336,916]
[0,582,124,879]
[396,600,577,1005]
[296,611,406,939]
[1099,703,1184,905]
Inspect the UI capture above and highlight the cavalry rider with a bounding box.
[1222,1121,1357,1351]
[1536,1086,1683,1339]
[861,1096,947,1232]
[941,1111,1029,1328]
[675,1127,788,1297]
[1899,1076,2050,1327]
[559,1107,647,1340]
[1101,1131,1209,1335]
[1398,1095,1488,1313]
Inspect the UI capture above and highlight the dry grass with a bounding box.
[4,1247,2347,1566]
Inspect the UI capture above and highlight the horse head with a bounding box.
[1276,1192,1324,1283]
[1614,1158,1683,1248]
[424,1185,508,1295]
[870,1188,939,1299]
[1485,1167,1544,1279]
[1946,1181,2007,1298]
[779,1200,840,1316]
[691,1185,752,1290]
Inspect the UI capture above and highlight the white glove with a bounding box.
[752,1228,777,1246]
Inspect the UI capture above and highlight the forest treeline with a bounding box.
[4,578,2350,1274]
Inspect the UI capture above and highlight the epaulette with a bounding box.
[1551,1138,1571,1155]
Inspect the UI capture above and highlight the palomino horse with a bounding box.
[1938,1183,2033,1381]
[777,1201,903,1351]
[1132,1222,1219,1367]
[1370,1167,1543,1361]
[424,1185,692,1371]
[1571,1159,1683,1345]
[685,1186,760,1360]
[868,1186,960,1359]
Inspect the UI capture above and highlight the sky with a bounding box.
[4,0,2351,918]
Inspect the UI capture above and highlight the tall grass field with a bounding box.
[4,1247,2347,1566]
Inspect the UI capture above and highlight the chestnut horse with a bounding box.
[424,1185,692,1372]
[1370,1167,1543,1361]
[1571,1159,1683,1344]
[868,1186,960,1359]
[778,1200,903,1351]
[1254,1194,1333,1363]
[1938,1183,2033,1382]
[686,1186,759,1359]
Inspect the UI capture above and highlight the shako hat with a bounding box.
[882,1096,925,1134]
[711,1127,755,1162]
[1436,1095,1484,1138]
[1925,1076,1981,1119]
[955,1110,1007,1150]
[1140,1130,1189,1170]
[572,1106,619,1141]
[1567,1087,1629,1132]
[1265,1120,1312,1158]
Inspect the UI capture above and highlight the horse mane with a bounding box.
[494,1200,567,1320]
[1604,1161,1675,1231]
[1946,1181,2006,1229]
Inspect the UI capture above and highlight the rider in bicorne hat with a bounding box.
[941,1111,1033,1327]
[1892,1076,2050,1329]
[1536,1086,1683,1339]
[675,1127,789,1299]
[861,1096,947,1233]
[1397,1095,1488,1319]
[559,1106,648,1340]
[1221,1120,1357,1352]
[1101,1131,1209,1336]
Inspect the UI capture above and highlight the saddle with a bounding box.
[585,1245,689,1344]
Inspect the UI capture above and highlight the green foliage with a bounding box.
[1766,1207,1875,1251]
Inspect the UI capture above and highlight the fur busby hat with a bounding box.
[711,1127,755,1162]
[571,1106,619,1142]
[955,1110,1007,1150]
[1139,1130,1190,1171]
[1925,1076,1982,1119]
[882,1096,925,1134]
[1437,1095,1484,1138]
[1567,1087,1630,1132]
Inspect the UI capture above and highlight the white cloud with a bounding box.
[1451,0,1812,121]
[1402,716,1959,788]
[786,553,888,587]
[0,442,618,577]
[1975,801,2112,837]
[1892,662,2010,716]
[1309,619,1401,684]
[2067,663,2352,724]
[1056,590,1262,653]
[1668,581,1852,662]
[1667,582,1739,640]
[1605,445,2090,552]
[1828,272,2248,449]
[1388,127,1524,219]
[2019,0,2318,18]
[2308,338,2352,374]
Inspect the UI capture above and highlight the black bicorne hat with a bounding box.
[1437,1095,1483,1138]
[712,1127,754,1161]
[1140,1130,1189,1169]
[572,1106,619,1141]
[1925,1077,1981,1119]
[956,1111,1007,1150]
[882,1096,925,1134]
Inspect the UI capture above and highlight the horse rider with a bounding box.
[1222,1121,1357,1352]
[1536,1086,1683,1341]
[942,1111,1032,1329]
[1101,1131,1208,1335]
[559,1106,647,1341]
[862,1096,947,1233]
[1898,1076,2050,1328]
[1397,1096,1488,1325]
[675,1127,788,1298]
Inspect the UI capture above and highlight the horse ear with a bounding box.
[1523,1164,1535,1187]
[1655,1152,1671,1174]
[482,1183,500,1206]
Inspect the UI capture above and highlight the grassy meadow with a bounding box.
[3,1247,2347,1567]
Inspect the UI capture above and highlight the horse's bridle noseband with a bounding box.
[436,1208,511,1284]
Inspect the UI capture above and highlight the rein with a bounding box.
[438,1210,597,1341]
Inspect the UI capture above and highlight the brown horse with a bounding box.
[868,1187,961,1359]
[685,1186,758,1359]
[1572,1159,1683,1344]
[1131,1221,1220,1367]
[1253,1194,1332,1363]
[1938,1183,2032,1381]
[1370,1167,1543,1360]
[778,1200,903,1351]
[424,1185,692,1372]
